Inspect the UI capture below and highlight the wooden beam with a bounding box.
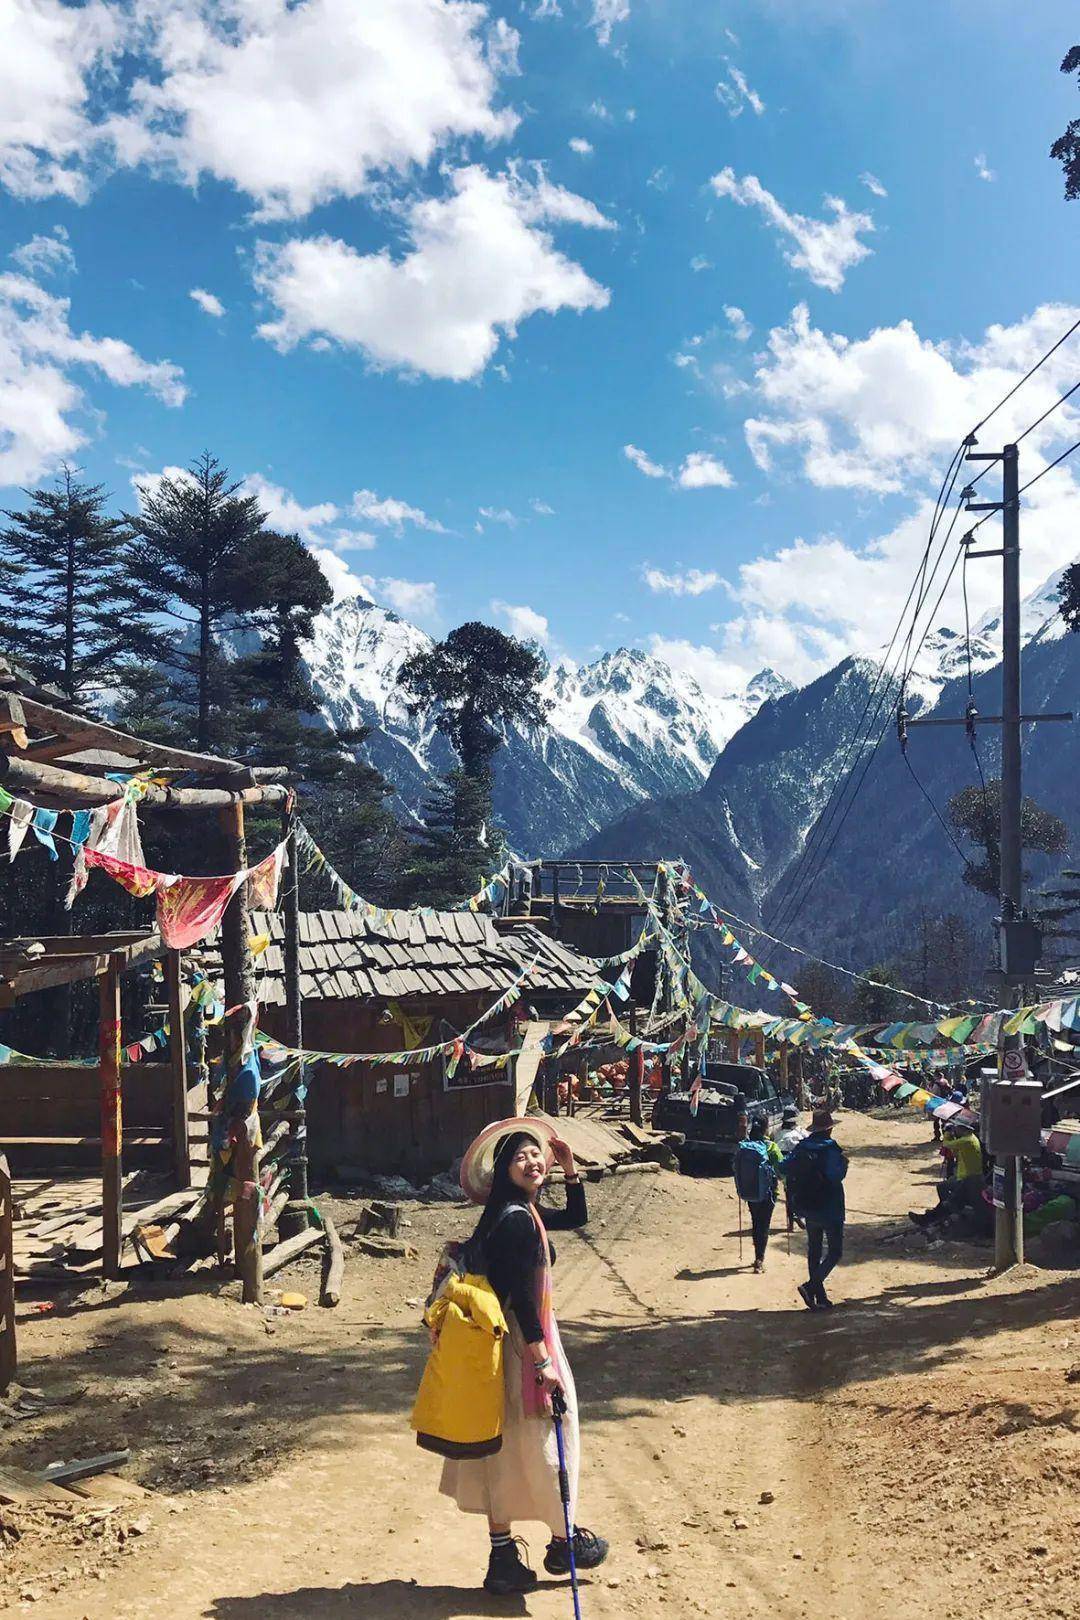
[99,955,123,1281]
[1,934,163,1000]
[15,695,260,780]
[166,950,191,1190]
[0,1154,15,1392]
[0,754,288,811]
[12,731,98,764]
[219,802,261,1305]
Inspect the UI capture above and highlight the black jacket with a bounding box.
[481,1181,587,1343]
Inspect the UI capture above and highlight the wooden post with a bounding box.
[0,1153,15,1392]
[166,949,192,1189]
[219,802,262,1304]
[278,807,309,1240]
[726,1029,740,1064]
[627,1007,644,1127]
[779,1042,790,1095]
[753,1029,766,1069]
[99,953,123,1280]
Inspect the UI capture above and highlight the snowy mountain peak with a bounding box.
[294,594,788,853]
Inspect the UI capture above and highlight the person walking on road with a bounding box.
[733,1118,780,1274]
[776,1105,807,1232]
[780,1108,848,1310]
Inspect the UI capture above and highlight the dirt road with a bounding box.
[5,1110,1080,1618]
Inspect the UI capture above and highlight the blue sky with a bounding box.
[2,0,1078,699]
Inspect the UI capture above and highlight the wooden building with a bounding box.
[213,908,599,1181]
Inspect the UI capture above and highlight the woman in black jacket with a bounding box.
[441,1125,609,1595]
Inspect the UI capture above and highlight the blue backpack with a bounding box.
[733,1142,776,1203]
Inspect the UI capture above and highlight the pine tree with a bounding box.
[398,770,499,909]
[397,622,547,906]
[948,780,1068,898]
[0,466,149,702]
[125,452,269,751]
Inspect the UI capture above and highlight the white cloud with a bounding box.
[860,171,887,198]
[710,168,874,292]
[625,443,734,489]
[241,472,375,551]
[531,497,555,515]
[533,0,562,15]
[255,164,612,380]
[690,255,712,273]
[10,227,75,278]
[744,300,1080,496]
[642,566,725,597]
[0,0,123,202]
[647,165,672,191]
[723,304,752,342]
[974,152,996,183]
[0,269,186,487]
[569,137,593,156]
[590,0,630,47]
[190,287,225,318]
[492,598,550,642]
[715,65,765,119]
[112,0,521,221]
[351,487,447,534]
[1,0,523,221]
[623,443,667,479]
[646,636,755,703]
[676,451,734,489]
[589,100,613,122]
[478,505,518,526]
[362,574,439,619]
[693,299,1080,685]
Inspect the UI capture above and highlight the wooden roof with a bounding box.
[203,909,598,1007]
[0,657,287,810]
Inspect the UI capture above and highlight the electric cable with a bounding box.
[765,448,967,941]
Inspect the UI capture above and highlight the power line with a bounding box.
[971,315,1080,436]
[771,477,970,941]
[765,449,967,941]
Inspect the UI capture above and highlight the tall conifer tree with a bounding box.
[0,466,149,702]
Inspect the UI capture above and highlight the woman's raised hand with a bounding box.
[549,1134,576,1177]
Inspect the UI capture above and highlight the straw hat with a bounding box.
[459,1116,558,1204]
[810,1108,837,1132]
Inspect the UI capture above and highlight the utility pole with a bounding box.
[905,440,1072,1270]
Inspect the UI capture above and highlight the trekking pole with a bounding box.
[551,1388,584,1620]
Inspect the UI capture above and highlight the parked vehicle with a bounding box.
[652,1062,786,1171]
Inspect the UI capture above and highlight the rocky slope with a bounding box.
[576,566,1078,977]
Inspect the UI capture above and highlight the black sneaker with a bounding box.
[816,1291,834,1309]
[544,1528,609,1574]
[484,1539,538,1595]
[797,1282,817,1311]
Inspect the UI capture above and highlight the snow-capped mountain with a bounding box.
[299,591,787,854]
[576,562,1077,975]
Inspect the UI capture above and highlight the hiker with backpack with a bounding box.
[424,1117,609,1596]
[780,1108,848,1310]
[733,1118,781,1274]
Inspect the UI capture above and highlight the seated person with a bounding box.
[910,1122,985,1228]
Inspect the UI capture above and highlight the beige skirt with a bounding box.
[439,1313,580,1535]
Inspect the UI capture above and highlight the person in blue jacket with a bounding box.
[780,1108,848,1310]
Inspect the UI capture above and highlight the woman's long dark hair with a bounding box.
[469,1131,535,1256]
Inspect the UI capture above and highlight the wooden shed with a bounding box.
[209,908,599,1181]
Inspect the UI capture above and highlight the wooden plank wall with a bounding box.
[261,996,515,1180]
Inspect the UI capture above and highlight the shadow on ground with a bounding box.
[204,1581,530,1618]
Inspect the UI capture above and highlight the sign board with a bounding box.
[992,1166,1006,1209]
[375,1077,387,1095]
[393,1074,410,1099]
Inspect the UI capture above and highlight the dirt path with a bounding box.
[5,1111,1080,1618]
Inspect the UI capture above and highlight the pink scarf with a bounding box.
[521,1204,567,1418]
